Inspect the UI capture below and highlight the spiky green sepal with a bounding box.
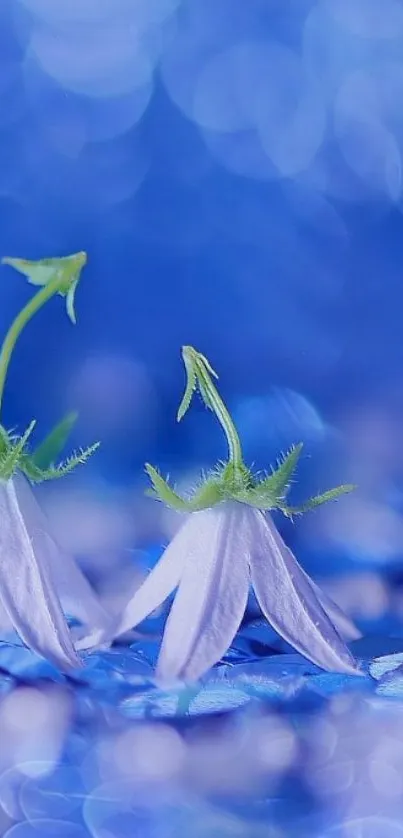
[145,445,355,517]
[21,442,100,483]
[0,415,99,482]
[145,464,189,511]
[0,424,10,455]
[0,422,36,480]
[279,484,356,519]
[257,444,303,501]
[188,478,224,511]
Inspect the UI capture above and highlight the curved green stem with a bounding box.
[0,274,63,417]
[178,346,244,471]
[202,375,243,469]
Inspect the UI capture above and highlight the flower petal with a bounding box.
[306,575,362,642]
[76,511,193,650]
[156,504,250,683]
[0,478,80,670]
[249,510,361,675]
[13,473,112,634]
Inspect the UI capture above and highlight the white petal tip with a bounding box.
[53,649,84,672]
[74,629,112,652]
[154,662,178,687]
[325,656,365,678]
[69,656,85,671]
[155,656,207,686]
[347,662,366,678]
[154,670,186,690]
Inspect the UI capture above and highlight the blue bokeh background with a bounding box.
[2,3,403,837]
[2,0,403,620]
[2,0,403,476]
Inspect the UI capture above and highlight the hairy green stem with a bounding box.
[201,367,243,468]
[179,346,244,471]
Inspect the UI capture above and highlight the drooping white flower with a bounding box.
[0,252,109,669]
[81,345,362,682]
[79,503,361,681]
[0,473,110,670]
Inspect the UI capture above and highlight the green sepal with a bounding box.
[21,441,100,483]
[2,258,57,287]
[144,449,355,516]
[145,464,189,511]
[279,483,356,518]
[31,411,78,470]
[145,464,225,512]
[220,460,254,494]
[188,478,224,511]
[0,421,36,480]
[145,461,228,512]
[234,444,303,510]
[235,489,277,510]
[257,444,303,502]
[0,424,10,455]
[2,252,87,324]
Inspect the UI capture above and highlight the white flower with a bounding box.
[0,473,111,670]
[79,503,362,682]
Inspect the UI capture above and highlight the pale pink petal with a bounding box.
[14,473,112,633]
[249,510,361,675]
[0,479,81,670]
[76,510,194,650]
[156,504,250,683]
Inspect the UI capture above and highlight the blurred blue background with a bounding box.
[1,0,403,638]
[3,3,403,837]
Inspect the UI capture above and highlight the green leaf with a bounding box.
[21,442,100,483]
[279,483,356,517]
[31,411,78,470]
[145,464,189,511]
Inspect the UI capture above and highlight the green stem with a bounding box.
[179,346,244,471]
[202,370,243,469]
[0,274,63,417]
